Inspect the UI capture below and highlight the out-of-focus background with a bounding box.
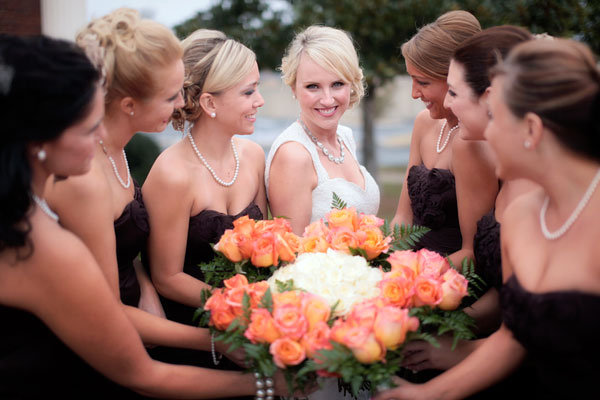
[2,0,599,220]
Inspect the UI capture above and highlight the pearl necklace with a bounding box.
[298,119,345,164]
[436,120,459,153]
[99,140,131,189]
[186,125,239,187]
[32,194,59,222]
[540,167,600,240]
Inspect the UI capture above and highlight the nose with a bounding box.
[443,91,452,110]
[411,83,421,99]
[175,89,185,109]
[255,89,265,108]
[320,88,335,106]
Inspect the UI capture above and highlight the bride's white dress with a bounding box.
[266,121,379,400]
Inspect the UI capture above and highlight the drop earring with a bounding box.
[37,149,47,161]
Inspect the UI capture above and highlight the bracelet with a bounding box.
[210,333,223,366]
[254,372,274,400]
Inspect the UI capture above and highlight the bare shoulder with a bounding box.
[48,158,109,205]
[502,188,544,231]
[143,142,191,192]
[452,137,495,169]
[270,140,312,168]
[235,137,265,165]
[412,110,438,138]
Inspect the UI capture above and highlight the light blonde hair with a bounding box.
[171,29,257,130]
[401,10,481,80]
[76,8,182,106]
[280,25,365,108]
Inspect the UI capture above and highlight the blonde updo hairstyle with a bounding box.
[401,10,481,80]
[171,29,257,131]
[280,25,365,108]
[76,8,182,106]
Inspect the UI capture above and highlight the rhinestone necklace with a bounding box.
[99,140,131,189]
[436,120,459,153]
[540,167,600,240]
[298,119,345,164]
[186,125,239,187]
[32,194,59,222]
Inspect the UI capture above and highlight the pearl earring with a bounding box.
[292,94,296,99]
[130,111,134,116]
[524,140,532,149]
[37,149,46,161]
[210,112,216,118]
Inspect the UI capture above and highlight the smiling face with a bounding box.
[213,61,264,135]
[293,54,351,135]
[135,59,185,133]
[44,85,106,177]
[406,61,451,120]
[444,60,490,140]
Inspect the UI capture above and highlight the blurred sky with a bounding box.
[86,0,213,29]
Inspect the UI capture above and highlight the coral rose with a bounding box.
[359,226,391,259]
[439,268,469,310]
[358,213,384,229]
[300,235,329,253]
[216,230,243,262]
[373,306,419,350]
[302,294,331,331]
[388,250,420,274]
[301,321,333,359]
[275,233,296,263]
[328,227,360,254]
[342,326,386,364]
[378,277,414,308]
[326,207,358,231]
[303,219,330,237]
[251,232,276,267]
[413,275,443,307]
[417,248,450,277]
[223,274,248,289]
[273,304,308,341]
[270,337,306,368]
[245,308,281,344]
[232,215,255,236]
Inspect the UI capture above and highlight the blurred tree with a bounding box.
[125,134,161,185]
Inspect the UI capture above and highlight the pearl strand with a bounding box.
[298,119,345,164]
[253,372,275,400]
[32,194,59,222]
[436,120,459,153]
[210,333,223,365]
[186,125,239,187]
[99,140,131,189]
[540,167,600,240]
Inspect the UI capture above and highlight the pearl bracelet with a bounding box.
[254,372,274,400]
[210,333,223,366]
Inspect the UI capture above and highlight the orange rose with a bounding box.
[373,306,419,350]
[224,286,248,318]
[358,213,384,229]
[270,217,293,235]
[204,290,236,330]
[237,233,255,259]
[273,290,303,309]
[385,265,416,282]
[413,275,443,307]
[282,231,301,253]
[253,220,274,237]
[326,207,358,231]
[302,294,331,331]
[247,281,269,308]
[273,304,308,341]
[378,277,414,308]
[275,233,296,263]
[300,235,330,253]
[302,219,330,237]
[232,215,255,236]
[216,230,243,262]
[245,308,281,344]
[329,318,352,344]
[439,268,469,310]
[223,274,248,289]
[301,321,333,359]
[346,299,379,328]
[417,248,450,277]
[358,226,391,259]
[270,337,306,368]
[388,250,420,274]
[342,326,385,364]
[251,232,276,267]
[328,227,360,254]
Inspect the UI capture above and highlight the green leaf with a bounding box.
[275,279,296,292]
[331,192,348,210]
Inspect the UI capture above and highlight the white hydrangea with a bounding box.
[267,249,383,317]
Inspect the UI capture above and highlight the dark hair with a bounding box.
[452,25,533,97]
[494,38,600,161]
[0,34,99,254]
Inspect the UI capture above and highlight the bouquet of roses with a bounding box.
[199,216,301,286]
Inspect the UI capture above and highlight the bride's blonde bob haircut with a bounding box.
[280,25,365,108]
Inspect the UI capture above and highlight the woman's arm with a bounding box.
[134,258,166,318]
[448,138,498,268]
[391,111,428,227]
[268,141,317,235]
[143,155,211,307]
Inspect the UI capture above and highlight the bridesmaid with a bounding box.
[0,33,290,400]
[143,29,266,330]
[374,37,600,400]
[266,25,379,236]
[391,11,484,267]
[46,9,244,366]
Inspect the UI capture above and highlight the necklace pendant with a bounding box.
[298,119,345,165]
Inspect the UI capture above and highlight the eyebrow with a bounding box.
[89,117,103,133]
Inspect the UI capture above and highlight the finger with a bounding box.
[401,352,427,367]
[405,360,430,372]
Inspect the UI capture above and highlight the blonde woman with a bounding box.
[266,25,379,236]
[391,11,485,268]
[142,30,266,363]
[46,9,245,371]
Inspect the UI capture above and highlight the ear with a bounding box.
[524,112,544,149]
[119,97,135,116]
[199,92,216,117]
